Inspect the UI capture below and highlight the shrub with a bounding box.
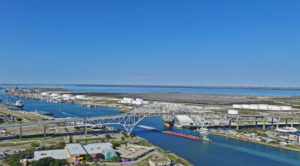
[111,156,121,162]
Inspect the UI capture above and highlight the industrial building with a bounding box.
[174,115,194,127]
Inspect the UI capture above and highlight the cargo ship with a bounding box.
[162,116,174,128]
[163,131,202,140]
[5,100,24,109]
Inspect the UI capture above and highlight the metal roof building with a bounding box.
[65,143,87,156]
[34,149,70,161]
[175,115,194,126]
[83,142,113,155]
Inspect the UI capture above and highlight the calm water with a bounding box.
[1,87,300,165]
[1,84,300,96]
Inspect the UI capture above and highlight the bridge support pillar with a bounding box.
[271,117,274,126]
[276,118,280,129]
[236,119,239,130]
[43,125,47,140]
[255,118,258,127]
[84,118,87,137]
[229,120,231,128]
[286,118,288,126]
[19,127,22,140]
[263,118,266,130]
[291,119,293,128]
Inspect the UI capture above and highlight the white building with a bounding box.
[119,97,145,105]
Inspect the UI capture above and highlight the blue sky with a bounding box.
[0,0,299,86]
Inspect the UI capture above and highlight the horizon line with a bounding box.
[1,83,300,90]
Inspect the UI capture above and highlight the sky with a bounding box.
[0,0,299,87]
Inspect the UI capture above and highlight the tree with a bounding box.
[96,153,105,160]
[31,142,40,148]
[121,136,125,141]
[85,155,92,162]
[105,134,111,140]
[112,142,120,149]
[31,157,56,166]
[56,142,65,149]
[129,132,136,137]
[69,135,73,143]
[31,157,67,166]
[3,149,34,166]
[111,156,121,162]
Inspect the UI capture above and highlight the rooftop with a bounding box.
[117,143,154,159]
[83,142,113,154]
[175,115,194,123]
[34,149,70,161]
[65,144,87,155]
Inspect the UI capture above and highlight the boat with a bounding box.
[162,116,174,128]
[5,100,24,109]
[58,109,63,113]
[163,122,171,128]
[196,127,209,135]
[163,131,202,140]
[202,135,212,143]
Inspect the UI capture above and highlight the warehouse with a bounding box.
[174,115,194,127]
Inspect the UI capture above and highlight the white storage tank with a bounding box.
[75,95,87,100]
[228,109,239,115]
[41,92,50,96]
[249,104,258,110]
[51,93,60,97]
[281,106,292,110]
[232,104,242,109]
[62,94,72,98]
[241,104,249,109]
[134,98,143,105]
[62,94,72,100]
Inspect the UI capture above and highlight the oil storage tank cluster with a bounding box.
[228,109,239,115]
[232,104,292,111]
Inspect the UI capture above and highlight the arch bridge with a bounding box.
[0,103,299,137]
